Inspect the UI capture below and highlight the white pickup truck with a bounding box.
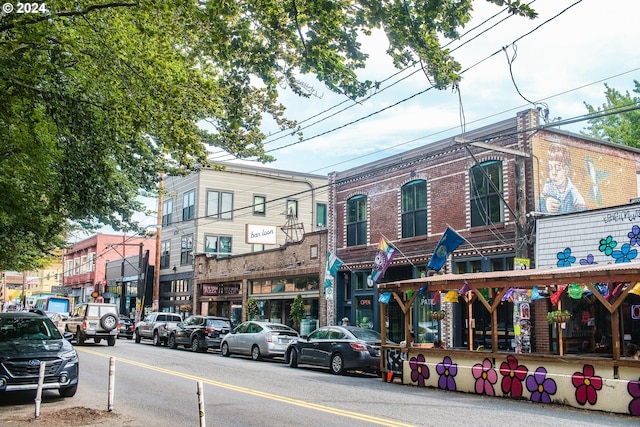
[134,312,182,346]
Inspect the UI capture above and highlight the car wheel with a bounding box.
[168,334,177,349]
[134,329,141,343]
[100,313,118,331]
[221,342,230,357]
[251,345,262,361]
[288,349,298,368]
[107,336,116,346]
[77,328,85,345]
[94,338,102,344]
[153,331,162,346]
[59,385,78,398]
[191,335,202,353]
[330,353,345,375]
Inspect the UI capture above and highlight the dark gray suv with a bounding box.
[0,311,79,397]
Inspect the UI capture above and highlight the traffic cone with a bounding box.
[386,371,394,382]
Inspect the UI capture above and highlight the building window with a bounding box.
[182,190,195,221]
[401,179,427,238]
[286,199,298,218]
[252,244,264,252]
[316,203,327,228]
[254,195,266,215]
[347,195,367,246]
[160,240,171,269]
[207,190,233,220]
[470,160,504,227]
[87,253,95,272]
[180,234,193,265]
[162,199,173,226]
[205,235,232,258]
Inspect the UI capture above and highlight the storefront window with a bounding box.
[416,293,440,344]
[355,295,374,329]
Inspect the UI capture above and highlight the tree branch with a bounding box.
[0,2,138,32]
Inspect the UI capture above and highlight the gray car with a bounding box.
[221,321,299,361]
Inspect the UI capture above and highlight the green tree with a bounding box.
[290,293,306,330]
[246,297,259,321]
[582,81,640,148]
[0,1,535,269]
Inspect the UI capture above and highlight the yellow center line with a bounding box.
[78,348,414,427]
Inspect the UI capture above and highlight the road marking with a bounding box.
[78,347,414,427]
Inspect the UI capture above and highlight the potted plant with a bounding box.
[246,297,259,321]
[547,310,571,324]
[430,310,446,320]
[290,294,306,330]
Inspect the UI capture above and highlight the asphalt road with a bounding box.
[2,339,639,426]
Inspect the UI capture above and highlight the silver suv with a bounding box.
[134,312,182,346]
[64,303,119,346]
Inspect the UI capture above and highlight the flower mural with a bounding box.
[499,355,528,397]
[472,358,497,396]
[579,254,596,265]
[628,225,640,246]
[571,365,602,406]
[409,354,430,387]
[598,236,617,256]
[611,243,638,263]
[556,247,576,267]
[526,367,557,404]
[629,378,640,416]
[435,356,457,391]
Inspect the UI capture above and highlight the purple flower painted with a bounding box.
[472,358,497,396]
[629,378,640,416]
[579,254,597,265]
[526,367,557,404]
[628,225,640,246]
[435,356,457,391]
[409,353,430,387]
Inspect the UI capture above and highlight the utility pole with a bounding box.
[154,173,164,312]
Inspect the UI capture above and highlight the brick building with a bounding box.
[193,230,327,333]
[327,109,640,349]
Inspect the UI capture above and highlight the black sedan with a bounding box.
[285,325,383,375]
[167,315,231,352]
[118,317,135,339]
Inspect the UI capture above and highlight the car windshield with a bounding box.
[206,319,230,328]
[350,328,382,341]
[267,324,295,332]
[0,317,62,341]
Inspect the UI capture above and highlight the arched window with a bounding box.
[401,179,427,238]
[470,161,504,227]
[346,195,367,246]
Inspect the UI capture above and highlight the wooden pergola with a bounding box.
[377,262,640,359]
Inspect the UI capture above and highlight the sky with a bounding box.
[80,0,640,240]
[208,0,640,176]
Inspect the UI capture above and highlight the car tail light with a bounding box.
[265,332,272,343]
[81,320,87,331]
[349,342,368,352]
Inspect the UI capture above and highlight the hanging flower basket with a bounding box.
[547,310,571,324]
[430,310,445,321]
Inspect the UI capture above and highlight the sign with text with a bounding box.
[245,224,277,245]
[201,283,241,297]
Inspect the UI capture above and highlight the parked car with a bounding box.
[134,311,182,346]
[167,315,231,353]
[0,311,79,397]
[118,317,135,340]
[64,302,119,346]
[220,321,299,361]
[45,311,69,335]
[285,325,384,375]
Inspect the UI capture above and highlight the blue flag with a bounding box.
[427,226,465,271]
[324,251,344,288]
